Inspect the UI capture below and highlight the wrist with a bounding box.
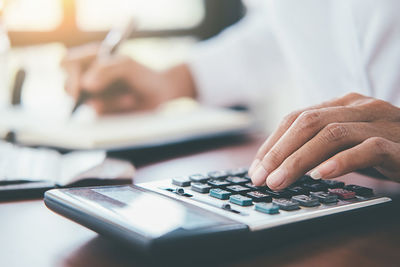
[159,63,197,102]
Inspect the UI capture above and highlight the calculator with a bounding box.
[44,168,391,259]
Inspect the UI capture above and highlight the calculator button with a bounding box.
[175,188,185,195]
[191,182,212,193]
[320,180,345,189]
[209,188,231,200]
[328,188,356,199]
[172,176,191,187]
[287,186,309,196]
[296,175,315,184]
[229,194,253,206]
[310,191,338,203]
[174,188,193,197]
[303,182,328,192]
[255,203,280,214]
[244,183,266,191]
[246,191,272,202]
[207,179,231,188]
[243,174,252,180]
[208,171,229,179]
[228,168,248,177]
[265,189,292,198]
[189,174,209,183]
[226,176,250,185]
[273,199,300,211]
[292,195,320,207]
[343,184,373,197]
[226,185,251,194]
[222,203,232,210]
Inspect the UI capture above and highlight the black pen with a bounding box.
[71,19,136,115]
[11,68,26,106]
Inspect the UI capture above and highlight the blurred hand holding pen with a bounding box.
[70,19,136,115]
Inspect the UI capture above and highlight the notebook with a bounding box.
[0,99,253,151]
[0,140,135,186]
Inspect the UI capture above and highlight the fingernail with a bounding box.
[310,169,322,180]
[267,168,287,189]
[252,165,268,185]
[311,161,337,179]
[249,159,260,176]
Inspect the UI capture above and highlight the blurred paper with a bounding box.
[0,140,135,185]
[0,98,253,150]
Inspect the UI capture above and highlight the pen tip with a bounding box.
[70,104,79,116]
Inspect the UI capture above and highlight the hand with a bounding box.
[248,93,400,190]
[62,43,196,114]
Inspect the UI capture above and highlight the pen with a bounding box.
[11,68,26,106]
[71,19,136,115]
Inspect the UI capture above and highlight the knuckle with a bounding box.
[296,110,322,130]
[366,137,390,157]
[357,98,399,120]
[264,149,285,168]
[367,100,400,120]
[281,110,302,128]
[119,57,133,67]
[395,107,400,121]
[255,143,268,159]
[370,99,387,107]
[91,64,108,77]
[286,154,302,171]
[362,98,387,109]
[111,56,133,67]
[343,92,363,100]
[320,123,349,143]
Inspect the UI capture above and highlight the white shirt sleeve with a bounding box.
[268,0,400,107]
[187,3,287,107]
[189,0,400,110]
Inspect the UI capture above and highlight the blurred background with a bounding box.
[0,0,246,113]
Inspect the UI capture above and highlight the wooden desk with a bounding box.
[1,134,399,267]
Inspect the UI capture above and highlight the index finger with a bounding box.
[266,122,384,190]
[81,56,133,93]
[61,42,99,70]
[248,94,359,176]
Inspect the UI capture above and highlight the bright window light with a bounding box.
[3,0,62,31]
[76,0,205,31]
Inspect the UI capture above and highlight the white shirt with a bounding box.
[188,0,400,110]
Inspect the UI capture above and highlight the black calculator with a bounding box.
[44,168,391,259]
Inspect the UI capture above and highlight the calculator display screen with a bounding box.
[64,186,231,238]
